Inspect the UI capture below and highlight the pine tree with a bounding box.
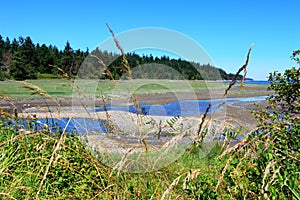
[61,41,74,76]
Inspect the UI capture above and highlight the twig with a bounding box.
[105,23,144,134]
[240,63,248,91]
[161,175,183,200]
[261,160,276,195]
[224,44,254,96]
[195,104,211,144]
[90,54,106,68]
[94,184,114,198]
[141,137,148,153]
[106,23,125,56]
[216,154,234,190]
[110,146,136,175]
[49,64,74,82]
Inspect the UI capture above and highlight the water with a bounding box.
[2,117,106,135]
[36,118,107,134]
[4,96,267,134]
[95,100,215,116]
[222,80,271,85]
[244,80,271,85]
[95,96,268,116]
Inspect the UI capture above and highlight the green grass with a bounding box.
[0,80,73,99]
[0,79,269,100]
[0,117,222,199]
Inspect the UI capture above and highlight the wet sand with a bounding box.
[1,89,271,157]
[0,84,272,112]
[1,84,271,130]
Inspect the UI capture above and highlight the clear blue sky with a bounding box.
[1,0,299,80]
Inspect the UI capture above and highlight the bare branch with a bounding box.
[224,44,254,96]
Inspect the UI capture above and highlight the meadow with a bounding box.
[0,79,269,100]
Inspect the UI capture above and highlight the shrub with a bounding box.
[218,50,300,199]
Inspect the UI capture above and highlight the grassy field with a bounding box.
[0,79,269,100]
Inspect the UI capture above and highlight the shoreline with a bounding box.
[15,98,265,135]
[1,86,271,129]
[1,93,269,123]
[2,91,267,154]
[0,89,272,110]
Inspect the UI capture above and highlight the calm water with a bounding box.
[244,80,271,84]
[94,96,268,117]
[225,80,271,85]
[6,96,267,134]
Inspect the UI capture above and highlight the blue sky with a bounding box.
[1,0,299,80]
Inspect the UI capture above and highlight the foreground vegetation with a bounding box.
[0,50,299,199]
[0,120,223,199]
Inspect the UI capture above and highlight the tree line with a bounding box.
[100,52,240,80]
[0,35,241,81]
[0,35,89,80]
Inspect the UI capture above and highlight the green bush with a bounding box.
[218,50,300,199]
[0,71,10,81]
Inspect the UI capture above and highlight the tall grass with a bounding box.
[0,111,225,199]
[0,25,230,199]
[0,25,298,199]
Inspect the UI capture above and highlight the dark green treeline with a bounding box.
[0,35,241,80]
